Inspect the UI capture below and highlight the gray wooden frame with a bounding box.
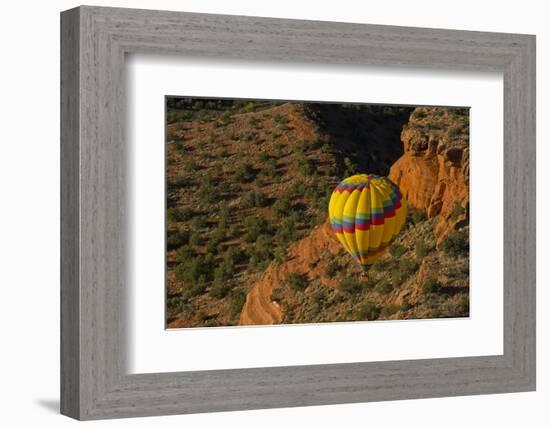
[60,5,536,420]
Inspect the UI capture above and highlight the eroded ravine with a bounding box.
[239,220,341,325]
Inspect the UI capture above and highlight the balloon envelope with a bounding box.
[328,174,407,267]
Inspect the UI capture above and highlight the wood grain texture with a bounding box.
[60,5,536,420]
[60,7,80,419]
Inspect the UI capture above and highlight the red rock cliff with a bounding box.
[389,107,469,242]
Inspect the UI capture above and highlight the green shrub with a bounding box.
[224,246,244,265]
[191,216,207,229]
[422,277,442,294]
[400,298,412,311]
[296,155,314,176]
[272,194,293,218]
[415,239,428,260]
[441,230,469,257]
[209,279,230,299]
[389,243,407,257]
[380,304,400,317]
[398,258,419,276]
[250,235,273,267]
[273,246,286,264]
[174,254,215,286]
[205,100,217,110]
[372,258,398,272]
[214,256,234,282]
[220,111,232,125]
[296,139,311,153]
[289,180,306,197]
[429,308,443,318]
[206,234,223,255]
[185,161,198,172]
[166,110,194,124]
[273,142,284,156]
[167,207,193,222]
[358,301,381,321]
[324,260,340,278]
[262,158,279,177]
[412,109,427,120]
[274,113,288,124]
[175,244,194,263]
[217,206,230,229]
[242,102,256,113]
[343,157,357,177]
[188,232,201,247]
[321,143,332,154]
[374,279,393,295]
[242,190,269,208]
[257,152,271,163]
[448,126,462,138]
[167,228,189,250]
[456,295,470,316]
[285,272,309,292]
[393,257,415,289]
[167,175,186,191]
[339,276,364,295]
[304,187,317,202]
[409,208,426,224]
[229,291,246,317]
[234,162,256,183]
[198,181,219,204]
[450,201,465,220]
[243,216,269,242]
[275,216,296,244]
[181,277,208,298]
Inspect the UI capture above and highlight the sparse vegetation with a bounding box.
[374,279,393,295]
[422,277,442,295]
[389,243,407,257]
[409,208,426,224]
[167,228,189,250]
[272,194,292,218]
[242,190,269,208]
[166,99,470,327]
[380,304,400,317]
[415,239,428,260]
[229,291,246,317]
[167,207,193,222]
[209,279,230,299]
[441,230,469,257]
[234,162,256,183]
[325,260,341,278]
[450,201,465,220]
[339,276,364,295]
[358,301,381,321]
[296,154,314,176]
[285,272,309,292]
[243,216,269,243]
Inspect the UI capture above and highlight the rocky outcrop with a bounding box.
[389,107,469,243]
[239,221,341,326]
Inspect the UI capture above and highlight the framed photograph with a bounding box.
[61,6,535,420]
[163,98,471,329]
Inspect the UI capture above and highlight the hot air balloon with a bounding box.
[328,174,407,270]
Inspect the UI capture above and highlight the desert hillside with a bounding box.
[166,99,469,328]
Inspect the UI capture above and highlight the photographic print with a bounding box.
[165,98,470,329]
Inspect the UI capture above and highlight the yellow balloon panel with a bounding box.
[328,174,407,267]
